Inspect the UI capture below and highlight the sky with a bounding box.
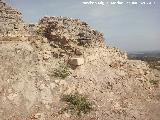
[6,0,160,52]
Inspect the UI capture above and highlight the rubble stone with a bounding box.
[36,16,106,57]
[0,1,159,120]
[38,16,105,47]
[69,57,84,66]
[0,0,28,37]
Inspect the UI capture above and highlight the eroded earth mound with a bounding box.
[0,1,160,120]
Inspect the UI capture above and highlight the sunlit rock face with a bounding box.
[0,0,27,37]
[0,1,159,120]
[38,16,105,47]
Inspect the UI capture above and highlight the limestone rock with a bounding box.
[36,16,105,57]
[0,1,28,37]
[0,1,159,120]
[38,16,104,46]
[69,57,84,66]
[75,48,83,55]
[155,66,160,69]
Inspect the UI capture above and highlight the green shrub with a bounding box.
[149,80,159,87]
[36,28,44,36]
[60,92,93,116]
[53,65,71,79]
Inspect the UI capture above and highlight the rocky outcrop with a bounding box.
[35,16,106,58]
[0,1,160,120]
[69,57,84,66]
[39,16,105,47]
[0,0,27,37]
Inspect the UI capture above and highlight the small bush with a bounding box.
[150,80,159,87]
[36,28,44,36]
[60,92,93,116]
[53,65,71,79]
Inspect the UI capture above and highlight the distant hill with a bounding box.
[128,51,160,58]
[128,51,160,70]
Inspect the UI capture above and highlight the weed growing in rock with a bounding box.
[53,64,71,79]
[60,92,93,116]
[36,28,44,36]
[149,80,159,87]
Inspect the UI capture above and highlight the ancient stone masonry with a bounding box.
[38,16,105,47]
[0,0,27,37]
[0,1,160,120]
[36,16,106,58]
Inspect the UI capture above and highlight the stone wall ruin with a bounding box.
[0,0,27,37]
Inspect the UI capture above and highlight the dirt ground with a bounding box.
[0,39,160,120]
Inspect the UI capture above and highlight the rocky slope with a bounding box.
[0,1,160,120]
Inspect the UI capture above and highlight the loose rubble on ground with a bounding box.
[0,1,160,120]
